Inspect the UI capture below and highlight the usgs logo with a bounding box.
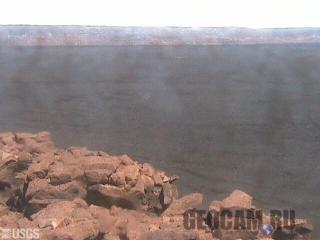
[0,228,39,239]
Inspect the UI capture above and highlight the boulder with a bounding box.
[159,182,175,206]
[40,220,100,240]
[0,211,23,228]
[141,163,155,177]
[153,172,163,186]
[110,170,126,187]
[31,199,89,228]
[87,184,144,210]
[0,203,9,216]
[221,189,254,209]
[48,163,83,185]
[15,132,55,154]
[209,190,254,214]
[84,169,110,185]
[163,193,203,216]
[25,179,86,215]
[121,164,140,182]
[31,199,101,240]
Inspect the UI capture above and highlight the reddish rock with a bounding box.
[119,154,136,165]
[84,169,110,185]
[25,179,87,213]
[31,199,89,228]
[141,163,155,177]
[30,199,101,240]
[120,164,140,182]
[163,193,203,216]
[88,184,144,210]
[68,146,97,157]
[208,200,223,212]
[153,172,163,186]
[40,220,100,240]
[160,182,175,206]
[48,162,83,185]
[138,174,154,188]
[0,212,23,228]
[88,205,117,233]
[221,189,253,209]
[0,150,18,166]
[79,156,119,172]
[0,204,9,216]
[15,131,55,154]
[0,132,16,145]
[0,131,313,240]
[110,170,126,187]
[26,158,51,181]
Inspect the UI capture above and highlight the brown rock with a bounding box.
[84,169,110,185]
[130,178,145,195]
[160,182,174,206]
[0,150,18,165]
[89,205,117,233]
[106,206,157,240]
[153,172,163,186]
[48,163,83,185]
[221,189,253,209]
[121,164,140,182]
[119,154,136,165]
[141,163,155,177]
[25,179,87,213]
[79,156,120,173]
[163,175,179,183]
[31,199,102,240]
[68,146,96,157]
[163,193,203,216]
[15,131,55,154]
[0,203,9,216]
[110,170,126,186]
[31,199,89,228]
[138,175,154,188]
[41,220,100,240]
[0,211,23,228]
[0,132,16,145]
[88,184,145,210]
[143,185,163,211]
[209,200,223,212]
[17,217,37,229]
[26,159,51,181]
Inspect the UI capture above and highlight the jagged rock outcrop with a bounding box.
[0,132,313,240]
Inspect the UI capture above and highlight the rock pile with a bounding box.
[0,132,313,240]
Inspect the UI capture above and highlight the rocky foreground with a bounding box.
[0,132,313,239]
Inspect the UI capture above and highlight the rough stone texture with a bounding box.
[222,189,254,209]
[0,132,313,240]
[208,189,254,213]
[163,193,204,216]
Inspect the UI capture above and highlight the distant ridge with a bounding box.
[1,26,320,46]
